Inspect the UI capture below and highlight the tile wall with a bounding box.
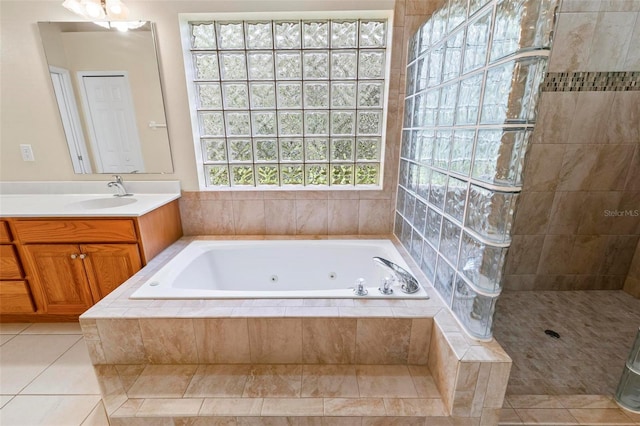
[84,316,434,366]
[624,241,640,298]
[504,0,640,292]
[179,0,443,236]
[395,0,557,339]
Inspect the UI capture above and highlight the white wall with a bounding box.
[0,0,394,190]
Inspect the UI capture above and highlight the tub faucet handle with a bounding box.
[379,275,394,295]
[353,278,368,296]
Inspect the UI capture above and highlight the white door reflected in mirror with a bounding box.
[79,72,145,173]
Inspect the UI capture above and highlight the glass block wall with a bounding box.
[186,19,389,188]
[396,0,558,339]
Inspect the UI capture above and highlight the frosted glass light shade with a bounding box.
[62,0,85,15]
[82,0,105,19]
[105,0,129,19]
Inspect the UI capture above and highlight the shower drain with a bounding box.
[544,329,560,339]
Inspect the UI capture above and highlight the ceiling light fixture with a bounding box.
[61,0,146,32]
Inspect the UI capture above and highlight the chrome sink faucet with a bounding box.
[107,175,133,197]
[373,257,421,294]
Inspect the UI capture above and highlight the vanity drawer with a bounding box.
[0,245,22,279]
[0,281,35,313]
[0,221,11,243]
[14,219,138,243]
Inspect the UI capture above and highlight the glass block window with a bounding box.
[187,18,389,188]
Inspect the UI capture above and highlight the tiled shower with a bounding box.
[395,0,558,339]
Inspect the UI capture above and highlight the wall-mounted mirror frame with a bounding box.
[38,21,174,174]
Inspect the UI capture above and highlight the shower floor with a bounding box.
[493,290,640,396]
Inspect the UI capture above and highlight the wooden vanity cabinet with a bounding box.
[22,243,142,315]
[0,220,35,313]
[1,199,182,320]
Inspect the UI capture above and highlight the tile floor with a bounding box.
[0,322,109,426]
[501,394,640,425]
[494,290,640,395]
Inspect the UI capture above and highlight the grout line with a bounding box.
[14,335,83,396]
[18,323,35,334]
[0,334,18,347]
[0,395,16,410]
[78,400,106,426]
[10,391,102,396]
[181,365,200,399]
[111,396,133,417]
[18,322,83,336]
[355,363,362,398]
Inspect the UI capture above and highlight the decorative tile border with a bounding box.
[542,71,640,92]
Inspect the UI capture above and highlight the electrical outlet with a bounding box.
[20,144,35,161]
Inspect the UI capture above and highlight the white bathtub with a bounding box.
[130,239,429,299]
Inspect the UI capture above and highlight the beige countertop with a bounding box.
[0,193,180,217]
[0,180,181,217]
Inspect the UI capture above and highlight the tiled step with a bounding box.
[107,364,452,425]
[87,309,513,424]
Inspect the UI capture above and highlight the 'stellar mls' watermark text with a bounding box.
[603,209,640,217]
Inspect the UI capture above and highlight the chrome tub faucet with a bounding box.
[373,257,421,294]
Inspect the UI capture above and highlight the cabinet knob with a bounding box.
[79,254,87,259]
[70,254,77,259]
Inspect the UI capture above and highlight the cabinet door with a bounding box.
[81,244,142,301]
[0,281,35,313]
[0,245,22,279]
[0,221,11,243]
[23,244,93,315]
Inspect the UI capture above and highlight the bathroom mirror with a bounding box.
[38,21,174,174]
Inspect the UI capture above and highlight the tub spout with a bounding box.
[373,257,420,294]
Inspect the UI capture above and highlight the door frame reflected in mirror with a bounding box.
[48,64,93,173]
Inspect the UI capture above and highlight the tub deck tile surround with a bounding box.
[80,235,512,425]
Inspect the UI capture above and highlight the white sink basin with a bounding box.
[70,197,138,210]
